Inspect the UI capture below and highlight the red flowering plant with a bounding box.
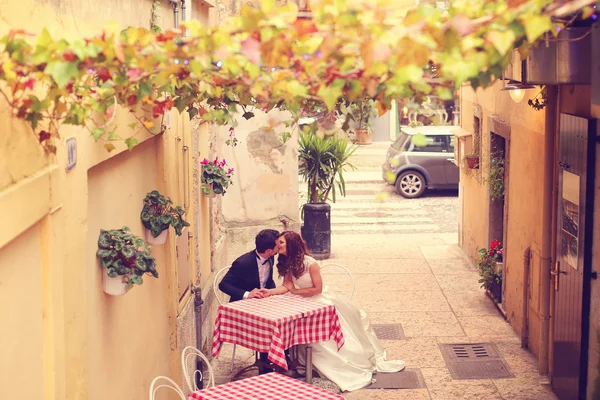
[200,157,234,196]
[476,239,503,289]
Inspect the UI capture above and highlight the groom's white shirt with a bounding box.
[242,251,271,299]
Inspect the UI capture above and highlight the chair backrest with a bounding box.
[149,376,186,400]
[181,346,215,392]
[213,266,232,306]
[319,263,355,300]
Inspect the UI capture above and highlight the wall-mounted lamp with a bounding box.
[501,80,537,103]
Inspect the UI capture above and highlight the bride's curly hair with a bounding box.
[276,231,310,279]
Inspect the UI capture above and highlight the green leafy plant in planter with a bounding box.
[140,190,189,242]
[298,124,356,259]
[201,157,234,196]
[299,126,357,203]
[476,239,503,302]
[483,155,505,201]
[96,226,158,294]
[343,99,377,145]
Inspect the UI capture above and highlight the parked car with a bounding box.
[382,126,459,198]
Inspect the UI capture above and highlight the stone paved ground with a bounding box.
[210,142,557,400]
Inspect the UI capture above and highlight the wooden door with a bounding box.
[552,114,596,400]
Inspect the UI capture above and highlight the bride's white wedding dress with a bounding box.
[292,256,405,392]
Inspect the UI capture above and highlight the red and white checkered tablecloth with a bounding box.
[188,372,345,400]
[211,294,344,370]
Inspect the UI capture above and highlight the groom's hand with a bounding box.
[259,289,272,298]
[248,288,265,299]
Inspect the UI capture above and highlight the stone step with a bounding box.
[332,216,433,224]
[331,224,439,232]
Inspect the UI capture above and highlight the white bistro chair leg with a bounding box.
[231,344,237,373]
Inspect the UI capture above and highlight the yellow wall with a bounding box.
[459,81,548,357]
[0,1,214,399]
[0,223,44,399]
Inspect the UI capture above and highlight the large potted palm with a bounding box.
[298,124,357,259]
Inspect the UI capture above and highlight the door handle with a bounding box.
[552,261,566,291]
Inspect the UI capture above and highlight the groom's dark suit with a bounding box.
[219,250,276,302]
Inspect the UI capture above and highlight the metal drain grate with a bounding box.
[366,369,426,389]
[439,343,500,361]
[439,343,513,380]
[446,359,514,380]
[372,324,406,340]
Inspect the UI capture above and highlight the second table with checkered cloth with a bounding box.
[188,372,344,400]
[211,294,344,370]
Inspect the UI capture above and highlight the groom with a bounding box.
[218,229,281,374]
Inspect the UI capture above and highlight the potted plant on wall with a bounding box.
[140,190,190,245]
[463,152,480,169]
[200,157,234,197]
[476,239,503,303]
[347,99,377,145]
[96,226,158,296]
[298,124,357,259]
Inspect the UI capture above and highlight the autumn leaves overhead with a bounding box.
[0,0,596,153]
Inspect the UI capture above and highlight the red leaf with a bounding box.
[38,130,51,143]
[127,68,143,80]
[240,37,261,64]
[23,78,35,90]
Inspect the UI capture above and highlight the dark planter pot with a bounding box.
[301,202,331,260]
[465,156,480,169]
[488,281,502,303]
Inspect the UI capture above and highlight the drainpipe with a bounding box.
[170,1,180,29]
[539,85,558,375]
[522,247,531,348]
[192,284,204,390]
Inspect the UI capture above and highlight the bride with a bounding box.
[267,230,405,392]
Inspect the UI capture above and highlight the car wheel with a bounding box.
[395,171,426,198]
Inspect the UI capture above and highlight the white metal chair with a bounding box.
[149,376,186,400]
[213,266,232,306]
[213,266,238,372]
[320,263,355,300]
[181,346,215,392]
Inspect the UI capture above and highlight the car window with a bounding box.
[392,131,410,151]
[408,134,447,153]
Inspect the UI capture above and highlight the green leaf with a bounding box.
[91,127,105,141]
[522,15,552,43]
[317,85,342,111]
[487,30,516,56]
[187,106,198,120]
[138,81,153,98]
[45,61,79,88]
[125,138,138,150]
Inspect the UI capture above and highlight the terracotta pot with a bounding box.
[354,129,373,145]
[203,183,218,198]
[465,155,480,169]
[145,228,168,245]
[102,273,128,296]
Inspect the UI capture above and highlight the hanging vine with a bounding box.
[150,0,163,34]
[527,86,548,111]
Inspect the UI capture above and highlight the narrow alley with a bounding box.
[212,143,558,400]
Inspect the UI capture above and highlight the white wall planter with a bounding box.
[145,228,168,245]
[102,273,128,296]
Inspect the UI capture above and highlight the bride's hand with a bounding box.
[283,281,296,293]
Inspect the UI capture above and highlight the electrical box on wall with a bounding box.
[66,137,77,171]
[451,127,473,168]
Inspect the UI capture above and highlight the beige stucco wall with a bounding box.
[459,81,547,358]
[0,1,215,399]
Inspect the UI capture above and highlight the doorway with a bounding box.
[487,120,510,306]
[551,114,596,400]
